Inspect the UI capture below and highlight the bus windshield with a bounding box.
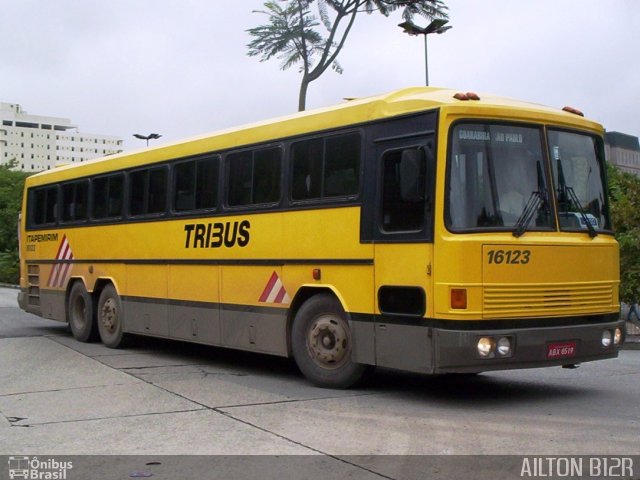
[447,123,553,232]
[447,123,611,235]
[549,129,611,232]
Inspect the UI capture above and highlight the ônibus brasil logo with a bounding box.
[8,456,73,480]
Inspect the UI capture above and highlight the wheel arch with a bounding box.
[91,277,120,300]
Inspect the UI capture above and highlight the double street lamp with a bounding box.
[133,133,162,146]
[398,18,452,86]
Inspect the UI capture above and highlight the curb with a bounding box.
[623,336,640,350]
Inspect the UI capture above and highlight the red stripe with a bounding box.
[50,242,70,287]
[47,264,59,287]
[57,263,71,288]
[54,235,68,260]
[273,286,287,304]
[48,236,72,287]
[259,271,279,302]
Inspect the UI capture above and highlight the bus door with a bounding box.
[373,137,436,373]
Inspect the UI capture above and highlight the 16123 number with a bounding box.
[487,249,531,265]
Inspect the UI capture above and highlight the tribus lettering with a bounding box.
[184,220,250,248]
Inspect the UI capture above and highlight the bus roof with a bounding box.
[27,86,604,186]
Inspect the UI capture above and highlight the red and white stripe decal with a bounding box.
[258,271,290,305]
[47,235,74,288]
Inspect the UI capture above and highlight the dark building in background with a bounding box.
[606,131,640,176]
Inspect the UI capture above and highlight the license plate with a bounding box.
[547,341,577,359]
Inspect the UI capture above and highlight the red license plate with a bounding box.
[547,341,577,359]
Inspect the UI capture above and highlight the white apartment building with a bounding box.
[0,102,123,172]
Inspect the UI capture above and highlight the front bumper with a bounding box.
[433,318,625,374]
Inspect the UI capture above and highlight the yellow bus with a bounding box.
[18,87,624,388]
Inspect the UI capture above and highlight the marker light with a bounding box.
[450,288,467,309]
[453,92,480,101]
[477,337,494,358]
[562,106,584,117]
[601,330,612,347]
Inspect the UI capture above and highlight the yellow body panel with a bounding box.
[19,86,618,340]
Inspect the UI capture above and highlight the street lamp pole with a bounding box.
[133,133,162,147]
[398,19,452,86]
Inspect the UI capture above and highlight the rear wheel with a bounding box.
[291,294,367,389]
[97,284,128,348]
[67,281,98,342]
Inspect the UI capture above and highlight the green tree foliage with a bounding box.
[0,161,29,284]
[247,0,448,111]
[607,163,640,303]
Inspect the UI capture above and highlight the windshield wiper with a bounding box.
[556,159,597,238]
[513,161,548,238]
[565,185,598,238]
[513,191,542,237]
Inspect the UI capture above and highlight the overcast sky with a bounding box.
[2,0,638,150]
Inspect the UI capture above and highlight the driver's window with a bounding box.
[381,147,426,232]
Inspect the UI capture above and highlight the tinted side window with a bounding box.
[227,147,281,207]
[253,148,281,204]
[148,168,167,214]
[195,157,218,209]
[227,151,252,206]
[31,186,58,226]
[381,148,425,232]
[61,180,88,222]
[292,138,323,200]
[324,133,360,197]
[174,161,197,211]
[129,167,167,216]
[291,133,360,201]
[129,170,146,216]
[93,174,124,219]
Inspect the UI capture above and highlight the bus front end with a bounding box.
[432,117,623,373]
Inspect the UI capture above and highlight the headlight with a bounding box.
[614,328,623,346]
[497,337,512,356]
[601,330,612,347]
[477,337,494,357]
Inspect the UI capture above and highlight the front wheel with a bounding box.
[97,284,129,348]
[291,294,367,389]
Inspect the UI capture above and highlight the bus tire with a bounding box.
[67,281,98,342]
[291,294,367,389]
[97,284,128,348]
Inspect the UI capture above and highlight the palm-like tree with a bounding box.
[247,0,448,111]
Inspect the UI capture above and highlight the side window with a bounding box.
[381,147,426,232]
[291,139,322,200]
[129,170,146,216]
[31,186,58,226]
[61,180,88,223]
[291,132,360,201]
[324,133,360,197]
[148,168,167,214]
[128,167,168,216]
[227,147,281,207]
[174,156,219,212]
[92,174,124,220]
[227,151,252,206]
[253,148,281,204]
